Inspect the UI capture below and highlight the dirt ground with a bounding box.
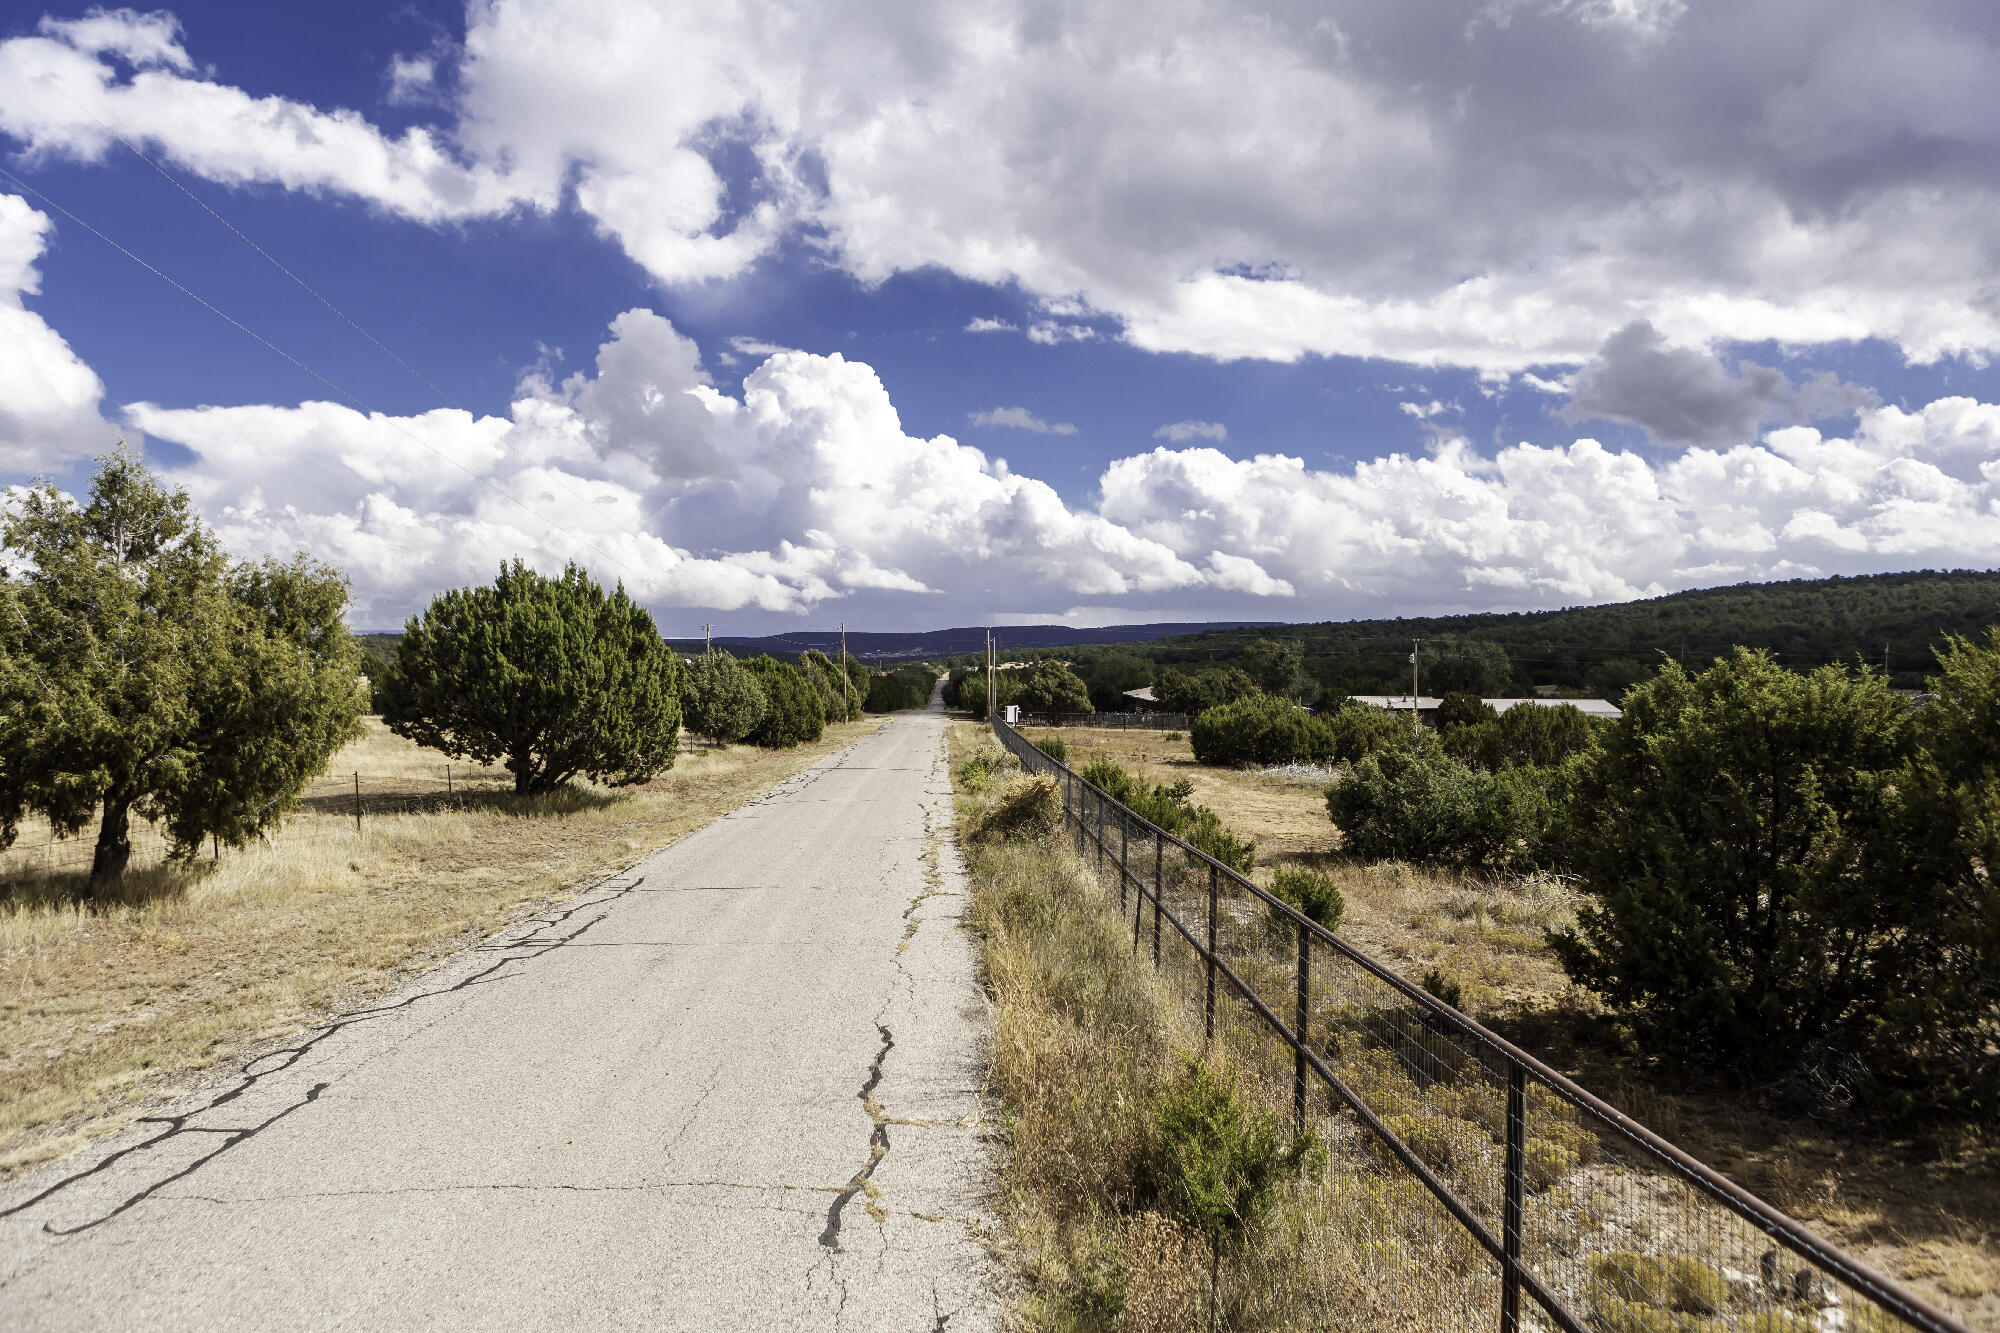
[1036,723,2000,1330]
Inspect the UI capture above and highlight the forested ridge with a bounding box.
[1129,569,2000,694]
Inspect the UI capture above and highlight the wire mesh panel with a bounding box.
[991,717,1968,1333]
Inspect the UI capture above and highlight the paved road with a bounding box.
[0,709,996,1331]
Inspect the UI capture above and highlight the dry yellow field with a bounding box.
[1023,723,2000,1329]
[0,716,886,1178]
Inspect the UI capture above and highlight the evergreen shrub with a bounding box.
[1191,693,1337,767]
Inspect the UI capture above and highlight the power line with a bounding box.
[0,165,658,590]
[0,45,676,571]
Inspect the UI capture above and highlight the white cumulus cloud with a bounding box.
[1153,421,1227,443]
[0,194,113,469]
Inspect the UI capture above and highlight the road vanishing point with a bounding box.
[0,707,998,1331]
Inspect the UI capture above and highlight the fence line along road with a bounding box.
[992,717,1973,1333]
[1005,710,1191,730]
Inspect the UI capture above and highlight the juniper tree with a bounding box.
[681,651,767,744]
[0,449,365,888]
[742,655,824,747]
[381,561,681,794]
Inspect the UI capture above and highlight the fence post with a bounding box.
[1205,861,1218,1045]
[1502,1064,1526,1333]
[1119,812,1129,911]
[1133,834,1145,953]
[1095,789,1105,873]
[446,764,452,796]
[1142,836,1157,966]
[353,772,362,834]
[1294,925,1310,1131]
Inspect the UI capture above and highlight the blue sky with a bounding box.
[3,2,1999,633]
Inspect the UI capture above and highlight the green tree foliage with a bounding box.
[1326,700,1408,764]
[1241,638,1307,698]
[1017,660,1093,715]
[382,561,680,794]
[0,450,365,887]
[1077,650,1154,711]
[1155,665,1257,716]
[1551,648,2000,1111]
[798,649,859,722]
[1191,693,1336,767]
[1325,731,1558,871]
[1079,758,1255,872]
[741,655,824,747]
[864,666,935,712]
[1422,636,1515,696]
[1442,700,1601,770]
[1137,570,1998,695]
[681,651,768,743]
[951,665,1021,719]
[1435,691,1497,731]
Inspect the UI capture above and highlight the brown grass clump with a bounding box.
[971,774,1063,844]
[0,716,885,1177]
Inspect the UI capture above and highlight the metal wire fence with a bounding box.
[1011,711,1191,730]
[992,717,1973,1333]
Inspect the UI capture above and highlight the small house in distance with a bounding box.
[1347,695,1623,722]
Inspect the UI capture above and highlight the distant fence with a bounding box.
[1011,711,1191,730]
[991,716,1969,1333]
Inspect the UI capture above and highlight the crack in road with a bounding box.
[0,870,650,1242]
[818,1022,895,1255]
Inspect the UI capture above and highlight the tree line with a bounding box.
[966,642,2000,1120]
[0,452,933,892]
[954,569,2000,703]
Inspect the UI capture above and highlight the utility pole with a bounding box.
[1883,642,1890,679]
[841,622,851,722]
[987,629,995,719]
[1410,639,1421,734]
[702,622,711,653]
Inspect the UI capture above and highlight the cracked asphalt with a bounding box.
[0,706,998,1331]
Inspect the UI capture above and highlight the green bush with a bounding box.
[1018,661,1092,715]
[1031,732,1068,763]
[1134,1060,1315,1251]
[1156,665,1258,716]
[741,656,824,747]
[1326,701,1408,764]
[1435,691,1497,732]
[1191,693,1337,767]
[952,666,1021,720]
[1552,647,2000,1112]
[380,559,680,796]
[1325,731,1555,871]
[1080,757,1255,874]
[956,752,1006,793]
[680,651,768,743]
[1269,864,1343,931]
[864,666,934,713]
[799,649,860,722]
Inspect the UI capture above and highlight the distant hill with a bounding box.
[660,621,1285,662]
[1126,570,2000,694]
[355,620,1286,669]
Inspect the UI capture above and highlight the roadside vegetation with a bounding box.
[981,652,2000,1325]
[951,724,1474,1331]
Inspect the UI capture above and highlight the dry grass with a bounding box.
[0,716,885,1178]
[952,723,1479,1332]
[998,722,2000,1330]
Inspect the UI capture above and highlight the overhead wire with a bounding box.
[0,164,658,590]
[0,46,675,582]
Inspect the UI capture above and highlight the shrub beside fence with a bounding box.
[991,716,1970,1333]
